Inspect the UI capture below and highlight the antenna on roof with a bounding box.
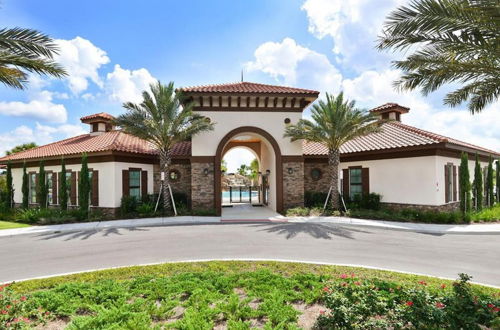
[241,69,244,82]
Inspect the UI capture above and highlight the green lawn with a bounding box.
[2,261,499,329]
[0,220,30,230]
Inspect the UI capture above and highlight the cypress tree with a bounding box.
[458,152,471,213]
[473,154,483,211]
[59,158,68,211]
[6,161,13,209]
[37,160,48,208]
[78,153,90,213]
[486,156,494,207]
[22,161,29,209]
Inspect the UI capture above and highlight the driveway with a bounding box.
[1,223,499,286]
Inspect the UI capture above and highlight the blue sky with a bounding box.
[0,0,498,170]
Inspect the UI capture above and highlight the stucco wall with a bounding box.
[191,111,303,156]
[11,161,154,209]
[259,139,276,211]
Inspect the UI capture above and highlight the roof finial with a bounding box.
[241,69,244,82]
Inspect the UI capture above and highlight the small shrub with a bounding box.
[286,207,310,217]
[136,203,155,217]
[347,193,382,210]
[305,191,328,208]
[192,208,216,216]
[120,196,138,216]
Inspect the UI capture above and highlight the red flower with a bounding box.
[488,303,495,309]
[440,284,446,289]
[20,296,27,301]
[405,301,414,307]
[418,280,427,286]
[351,273,355,278]
[319,310,325,315]
[493,307,500,313]
[45,311,50,316]
[340,274,348,279]
[1,310,7,315]
[323,286,330,292]
[435,302,445,309]
[354,281,361,286]
[6,305,11,309]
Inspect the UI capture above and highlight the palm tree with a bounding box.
[0,27,66,89]
[284,92,381,210]
[377,0,500,113]
[114,81,214,213]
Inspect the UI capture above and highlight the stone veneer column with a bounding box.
[191,162,215,210]
[282,161,304,210]
[154,163,192,203]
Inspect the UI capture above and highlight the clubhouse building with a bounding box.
[0,82,498,215]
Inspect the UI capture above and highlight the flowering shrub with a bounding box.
[315,273,500,329]
[0,283,49,329]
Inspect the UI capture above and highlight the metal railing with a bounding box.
[223,186,261,204]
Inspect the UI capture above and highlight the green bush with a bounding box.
[286,207,310,217]
[315,273,499,329]
[471,204,500,222]
[349,208,468,224]
[120,196,138,216]
[347,193,382,210]
[136,203,155,217]
[305,191,328,208]
[192,208,217,216]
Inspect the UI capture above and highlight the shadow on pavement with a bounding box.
[251,222,371,240]
[36,226,150,241]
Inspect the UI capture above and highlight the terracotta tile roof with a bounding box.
[303,122,499,156]
[178,81,319,95]
[80,112,115,122]
[370,103,409,113]
[0,131,191,162]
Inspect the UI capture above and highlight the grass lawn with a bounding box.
[0,220,30,230]
[2,261,499,329]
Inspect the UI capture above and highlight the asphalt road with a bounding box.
[1,223,499,286]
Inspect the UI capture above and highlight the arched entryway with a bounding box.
[215,126,283,216]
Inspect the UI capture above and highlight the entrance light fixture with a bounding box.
[203,168,209,176]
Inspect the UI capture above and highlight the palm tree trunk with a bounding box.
[328,148,341,210]
[159,148,172,214]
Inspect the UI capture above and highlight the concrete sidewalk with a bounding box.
[1,214,499,237]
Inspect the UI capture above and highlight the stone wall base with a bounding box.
[191,162,215,211]
[283,161,304,210]
[382,202,460,212]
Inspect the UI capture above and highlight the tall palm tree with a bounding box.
[114,81,214,213]
[0,27,66,89]
[377,0,500,113]
[284,92,381,210]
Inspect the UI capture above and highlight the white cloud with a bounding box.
[0,91,67,123]
[0,123,87,156]
[223,148,257,173]
[301,0,406,70]
[55,37,110,94]
[246,37,342,93]
[106,64,157,104]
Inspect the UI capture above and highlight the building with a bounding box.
[0,82,497,215]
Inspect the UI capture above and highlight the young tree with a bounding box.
[37,160,47,208]
[22,161,29,209]
[78,153,90,213]
[486,156,494,207]
[0,27,66,89]
[473,154,483,211]
[113,81,214,213]
[378,0,500,113]
[284,92,380,209]
[59,158,68,211]
[6,161,13,208]
[458,152,471,213]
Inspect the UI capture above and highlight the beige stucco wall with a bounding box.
[259,138,277,211]
[11,161,154,209]
[191,111,303,156]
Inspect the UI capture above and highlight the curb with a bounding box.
[1,216,499,237]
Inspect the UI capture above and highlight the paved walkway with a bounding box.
[1,222,499,286]
[1,204,499,237]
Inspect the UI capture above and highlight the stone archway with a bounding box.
[214,126,283,216]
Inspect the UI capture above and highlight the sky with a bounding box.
[0,0,498,172]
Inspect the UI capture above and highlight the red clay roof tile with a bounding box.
[80,112,115,122]
[178,81,319,95]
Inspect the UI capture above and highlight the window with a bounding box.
[29,173,37,204]
[310,168,322,181]
[169,170,180,182]
[46,173,53,205]
[349,168,363,199]
[65,172,72,205]
[129,170,141,199]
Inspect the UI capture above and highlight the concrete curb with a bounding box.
[1,215,499,237]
